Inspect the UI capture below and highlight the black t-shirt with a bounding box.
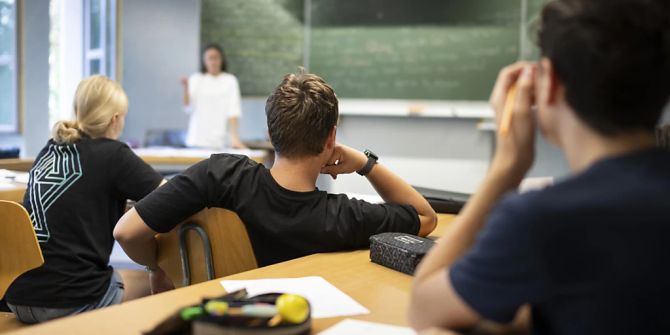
[5,138,162,308]
[134,154,420,266]
[450,148,670,335]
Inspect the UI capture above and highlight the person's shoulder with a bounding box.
[501,179,580,216]
[210,153,257,165]
[207,153,260,174]
[220,72,239,83]
[189,72,203,81]
[84,138,131,152]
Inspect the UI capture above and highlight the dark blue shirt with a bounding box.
[450,148,670,335]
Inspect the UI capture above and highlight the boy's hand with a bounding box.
[149,267,175,294]
[320,144,368,179]
[179,76,188,88]
[489,62,537,187]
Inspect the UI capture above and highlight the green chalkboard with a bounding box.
[201,0,546,100]
[201,0,305,97]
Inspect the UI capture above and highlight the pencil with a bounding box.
[500,83,518,137]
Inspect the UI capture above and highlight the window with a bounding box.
[0,0,18,132]
[83,0,116,78]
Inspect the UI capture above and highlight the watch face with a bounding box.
[365,149,378,160]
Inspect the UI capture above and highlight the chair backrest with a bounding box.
[0,201,44,298]
[144,129,187,148]
[156,208,258,288]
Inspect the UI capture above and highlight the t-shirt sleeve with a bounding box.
[133,154,253,233]
[112,145,163,202]
[339,197,421,247]
[227,76,242,118]
[448,195,549,323]
[133,159,211,233]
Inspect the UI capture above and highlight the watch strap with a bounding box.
[357,150,378,176]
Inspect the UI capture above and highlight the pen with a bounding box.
[500,83,518,137]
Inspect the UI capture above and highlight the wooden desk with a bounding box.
[0,184,26,203]
[133,148,268,173]
[0,149,268,181]
[5,215,455,335]
[0,313,23,333]
[0,160,33,172]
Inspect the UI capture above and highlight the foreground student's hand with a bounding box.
[489,62,537,186]
[320,144,367,179]
[149,267,175,294]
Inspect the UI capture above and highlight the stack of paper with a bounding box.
[220,276,370,319]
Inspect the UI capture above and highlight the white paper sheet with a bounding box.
[220,276,370,319]
[0,169,29,184]
[0,182,18,190]
[133,147,264,159]
[318,319,416,335]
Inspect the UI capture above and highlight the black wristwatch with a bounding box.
[356,149,378,176]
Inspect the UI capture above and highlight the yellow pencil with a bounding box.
[500,83,518,137]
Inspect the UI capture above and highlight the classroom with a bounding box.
[1,0,669,334]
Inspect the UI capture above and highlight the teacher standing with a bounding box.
[180,43,246,149]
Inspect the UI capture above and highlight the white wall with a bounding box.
[22,0,51,157]
[120,0,200,145]
[54,0,83,127]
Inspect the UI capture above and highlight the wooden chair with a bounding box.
[156,208,258,288]
[0,200,44,332]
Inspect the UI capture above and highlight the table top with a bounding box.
[133,147,267,165]
[0,183,26,203]
[0,159,34,172]
[0,148,269,202]
[5,214,455,335]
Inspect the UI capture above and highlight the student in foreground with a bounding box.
[5,76,164,323]
[114,71,437,292]
[409,0,670,334]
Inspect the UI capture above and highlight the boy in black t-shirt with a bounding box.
[114,72,437,293]
[409,0,670,334]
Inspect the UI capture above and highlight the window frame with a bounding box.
[82,0,115,79]
[0,0,19,133]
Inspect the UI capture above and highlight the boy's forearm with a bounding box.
[414,171,517,281]
[114,209,161,269]
[120,236,160,269]
[366,163,437,236]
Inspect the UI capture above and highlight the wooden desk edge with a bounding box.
[2,216,456,334]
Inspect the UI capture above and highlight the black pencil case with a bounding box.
[144,289,311,335]
[369,232,435,275]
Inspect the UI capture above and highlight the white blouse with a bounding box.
[185,72,242,149]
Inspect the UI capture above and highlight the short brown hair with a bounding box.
[265,72,339,158]
[538,0,670,136]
